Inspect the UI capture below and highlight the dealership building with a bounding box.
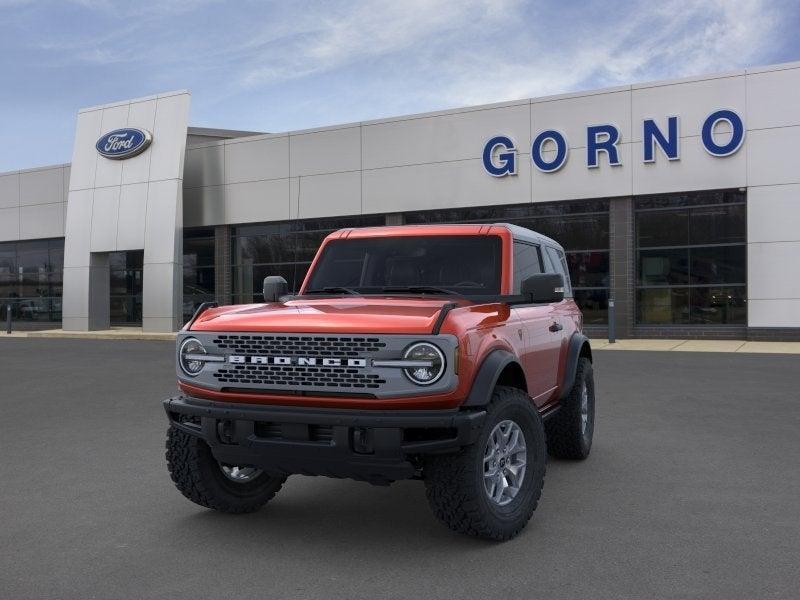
[1,60,799,339]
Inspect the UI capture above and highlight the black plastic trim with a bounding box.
[164,395,486,484]
[462,349,519,407]
[431,302,459,335]
[184,301,218,330]
[558,333,591,400]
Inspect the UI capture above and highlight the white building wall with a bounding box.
[0,164,69,241]
[62,90,190,332]
[181,61,800,329]
[744,64,800,328]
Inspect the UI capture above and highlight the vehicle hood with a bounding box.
[188,297,466,335]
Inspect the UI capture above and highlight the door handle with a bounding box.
[549,322,563,332]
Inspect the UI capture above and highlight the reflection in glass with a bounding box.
[574,289,608,325]
[638,249,690,286]
[635,190,746,326]
[637,288,691,324]
[109,250,144,325]
[230,215,384,302]
[690,287,746,325]
[689,246,746,285]
[637,210,688,248]
[0,239,64,325]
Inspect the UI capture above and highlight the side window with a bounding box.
[513,241,542,293]
[545,246,573,298]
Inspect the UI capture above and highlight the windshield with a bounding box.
[304,235,502,295]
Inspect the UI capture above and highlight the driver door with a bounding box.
[511,241,561,405]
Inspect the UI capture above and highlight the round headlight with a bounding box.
[403,342,445,385]
[179,337,206,376]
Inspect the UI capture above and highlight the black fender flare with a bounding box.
[462,349,520,407]
[558,333,592,401]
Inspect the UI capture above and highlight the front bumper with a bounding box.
[163,395,486,484]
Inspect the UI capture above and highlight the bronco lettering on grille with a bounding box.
[228,355,367,367]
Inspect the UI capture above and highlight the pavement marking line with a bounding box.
[588,339,800,353]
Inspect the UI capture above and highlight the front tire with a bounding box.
[166,426,286,513]
[423,386,547,541]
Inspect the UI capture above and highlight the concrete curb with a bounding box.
[4,329,176,341]
[588,339,800,354]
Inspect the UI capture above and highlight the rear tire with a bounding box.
[166,426,286,513]
[423,386,547,541]
[546,357,595,459]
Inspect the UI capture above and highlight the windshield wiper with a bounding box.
[305,286,360,295]
[380,286,458,295]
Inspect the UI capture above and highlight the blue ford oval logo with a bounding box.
[96,128,152,160]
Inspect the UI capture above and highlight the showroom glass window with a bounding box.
[0,239,64,325]
[109,250,144,325]
[231,215,384,303]
[183,228,216,321]
[403,201,610,323]
[635,190,746,325]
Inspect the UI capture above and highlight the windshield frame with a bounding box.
[299,233,510,297]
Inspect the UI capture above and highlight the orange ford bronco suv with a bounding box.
[164,223,595,540]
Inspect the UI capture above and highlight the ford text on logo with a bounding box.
[483,109,745,176]
[228,355,367,367]
[95,128,152,160]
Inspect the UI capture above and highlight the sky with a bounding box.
[0,0,798,172]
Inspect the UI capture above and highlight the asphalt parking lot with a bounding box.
[1,338,798,600]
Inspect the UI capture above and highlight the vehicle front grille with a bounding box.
[211,334,386,357]
[213,364,387,389]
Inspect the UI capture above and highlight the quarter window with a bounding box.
[545,246,573,298]
[512,242,542,293]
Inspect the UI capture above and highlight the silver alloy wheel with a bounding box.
[483,419,527,506]
[220,465,262,483]
[580,382,589,435]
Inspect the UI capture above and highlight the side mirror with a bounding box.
[521,273,564,304]
[263,276,288,302]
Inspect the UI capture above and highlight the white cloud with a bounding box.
[221,0,788,113]
[16,0,788,102]
[238,0,511,87]
[428,0,785,106]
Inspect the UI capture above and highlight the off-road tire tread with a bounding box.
[546,357,593,459]
[423,386,546,541]
[166,426,285,513]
